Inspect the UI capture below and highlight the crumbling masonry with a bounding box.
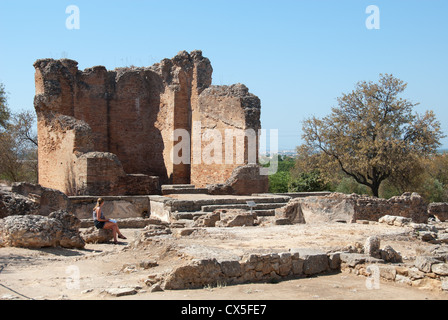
[33,51,268,196]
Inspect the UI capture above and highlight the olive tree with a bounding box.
[300,74,445,197]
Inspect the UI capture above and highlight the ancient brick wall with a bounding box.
[34,51,266,196]
[191,84,262,188]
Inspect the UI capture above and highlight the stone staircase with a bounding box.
[164,193,291,222]
[161,184,209,195]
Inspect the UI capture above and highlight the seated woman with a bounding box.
[93,198,127,244]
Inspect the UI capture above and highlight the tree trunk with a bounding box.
[371,182,380,198]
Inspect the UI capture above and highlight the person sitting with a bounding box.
[93,198,127,244]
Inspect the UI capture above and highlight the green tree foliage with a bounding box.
[267,156,330,193]
[0,83,10,130]
[300,74,445,197]
[266,156,295,193]
[414,153,448,202]
[268,171,290,193]
[288,170,330,192]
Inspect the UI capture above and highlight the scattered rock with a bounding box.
[81,289,94,294]
[193,211,220,227]
[364,236,381,259]
[0,210,84,249]
[106,287,138,297]
[377,265,397,281]
[140,224,171,238]
[150,283,163,292]
[81,227,114,244]
[378,215,412,226]
[275,200,305,224]
[415,256,443,273]
[431,263,448,276]
[442,279,448,291]
[215,209,256,227]
[140,259,158,269]
[380,245,402,263]
[174,228,197,237]
[274,218,292,225]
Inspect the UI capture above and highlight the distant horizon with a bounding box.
[260,147,448,156]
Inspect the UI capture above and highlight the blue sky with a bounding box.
[0,0,447,150]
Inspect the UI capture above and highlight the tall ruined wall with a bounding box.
[191,84,261,188]
[34,51,266,196]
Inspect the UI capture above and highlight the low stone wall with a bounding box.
[162,248,340,290]
[158,241,448,292]
[340,252,448,291]
[70,196,151,220]
[289,192,428,224]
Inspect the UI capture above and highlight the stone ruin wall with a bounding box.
[33,51,266,196]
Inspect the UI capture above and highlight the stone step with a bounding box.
[201,202,286,212]
[162,188,209,195]
[167,196,290,213]
[255,209,276,217]
[80,217,168,229]
[162,184,196,189]
[172,212,206,220]
[172,209,276,220]
[161,184,208,195]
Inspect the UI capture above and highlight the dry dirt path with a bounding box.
[1,223,447,301]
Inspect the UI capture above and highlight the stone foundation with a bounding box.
[162,248,339,290]
[289,192,428,224]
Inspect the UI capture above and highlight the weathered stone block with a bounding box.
[0,210,85,249]
[219,260,242,278]
[378,265,397,281]
[364,236,381,258]
[291,248,329,275]
[81,227,114,244]
[414,256,443,273]
[431,263,448,276]
[214,209,255,227]
[380,245,402,263]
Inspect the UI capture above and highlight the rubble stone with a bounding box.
[81,227,114,244]
[214,209,256,227]
[0,210,84,249]
[364,236,381,259]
